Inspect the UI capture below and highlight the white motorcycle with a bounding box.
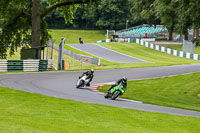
[76,75,90,88]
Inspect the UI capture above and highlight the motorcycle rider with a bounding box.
[79,37,83,44]
[79,69,94,86]
[107,76,127,93]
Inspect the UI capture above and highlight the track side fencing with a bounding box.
[0,60,54,72]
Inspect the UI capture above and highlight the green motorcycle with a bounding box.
[104,83,125,100]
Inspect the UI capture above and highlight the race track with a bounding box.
[1,64,200,118]
[67,43,148,63]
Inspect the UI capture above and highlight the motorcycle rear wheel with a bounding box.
[111,91,120,100]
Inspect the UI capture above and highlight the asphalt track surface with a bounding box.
[1,64,200,118]
[67,43,148,63]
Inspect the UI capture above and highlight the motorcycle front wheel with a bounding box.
[104,92,110,98]
[76,80,84,88]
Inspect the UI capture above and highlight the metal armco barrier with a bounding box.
[0,60,8,72]
[7,60,23,72]
[0,60,53,72]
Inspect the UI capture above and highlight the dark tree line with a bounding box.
[46,0,132,30]
[1,0,200,58]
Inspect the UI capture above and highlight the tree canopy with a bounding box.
[0,0,98,59]
[154,0,178,40]
[130,0,159,25]
[72,0,131,30]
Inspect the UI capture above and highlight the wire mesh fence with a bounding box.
[44,45,97,70]
[63,55,96,70]
[182,40,196,54]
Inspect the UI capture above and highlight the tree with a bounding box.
[130,0,159,26]
[154,0,179,40]
[73,4,98,29]
[189,0,200,45]
[96,0,131,30]
[175,0,191,40]
[46,10,71,29]
[73,0,132,30]
[0,0,98,59]
[176,0,200,43]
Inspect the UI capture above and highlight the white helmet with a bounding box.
[122,76,127,83]
[90,69,94,73]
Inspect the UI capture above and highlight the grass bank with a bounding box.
[98,72,200,111]
[50,29,106,44]
[0,87,200,133]
[101,43,200,65]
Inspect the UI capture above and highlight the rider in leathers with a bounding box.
[107,76,127,93]
[80,69,94,86]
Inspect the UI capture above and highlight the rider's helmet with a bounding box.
[122,76,127,84]
[88,69,94,75]
[90,69,94,74]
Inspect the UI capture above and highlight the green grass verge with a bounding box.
[50,29,106,44]
[101,43,200,65]
[166,45,200,54]
[0,87,200,133]
[98,72,200,111]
